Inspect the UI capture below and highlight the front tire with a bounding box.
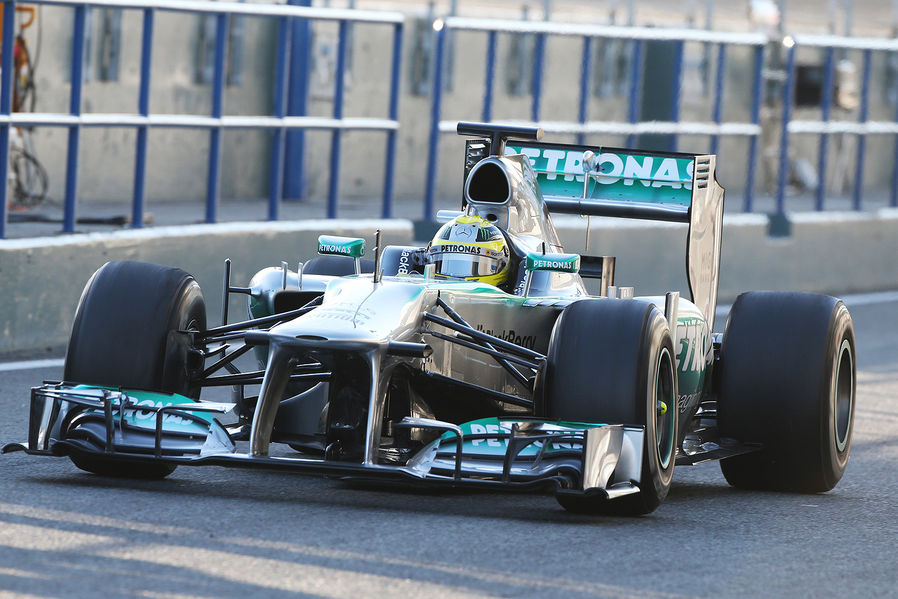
[717,291,856,492]
[63,261,207,479]
[543,299,677,515]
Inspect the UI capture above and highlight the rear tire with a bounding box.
[543,299,677,515]
[64,261,207,479]
[717,291,856,492]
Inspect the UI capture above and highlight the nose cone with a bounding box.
[270,277,428,345]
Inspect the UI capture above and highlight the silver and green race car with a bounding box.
[4,122,856,515]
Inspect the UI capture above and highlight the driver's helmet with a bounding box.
[428,215,510,287]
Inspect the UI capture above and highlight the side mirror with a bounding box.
[526,252,581,274]
[523,252,580,296]
[317,235,365,275]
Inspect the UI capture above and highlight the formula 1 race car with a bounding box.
[4,122,856,515]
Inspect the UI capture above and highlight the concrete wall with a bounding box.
[2,210,896,355]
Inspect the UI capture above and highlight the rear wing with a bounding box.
[465,139,706,223]
[464,136,725,327]
[511,142,696,223]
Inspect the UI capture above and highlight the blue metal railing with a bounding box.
[426,17,898,218]
[776,39,797,213]
[133,7,154,229]
[0,0,404,239]
[0,4,14,238]
[4,3,898,240]
[424,17,768,221]
[782,34,898,212]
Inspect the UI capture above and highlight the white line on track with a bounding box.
[0,358,65,373]
[715,288,898,320]
[839,289,898,306]
[1,290,896,374]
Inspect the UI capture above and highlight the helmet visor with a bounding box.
[430,250,506,279]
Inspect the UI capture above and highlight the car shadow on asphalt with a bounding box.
[18,465,751,527]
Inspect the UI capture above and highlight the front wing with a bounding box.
[3,384,644,500]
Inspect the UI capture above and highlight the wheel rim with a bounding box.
[834,338,854,452]
[654,347,676,469]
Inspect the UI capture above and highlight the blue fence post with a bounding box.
[63,5,87,233]
[776,41,797,215]
[531,32,546,122]
[205,13,228,224]
[669,40,685,152]
[268,16,291,221]
[627,40,643,148]
[132,8,154,229]
[853,48,872,211]
[893,78,898,207]
[0,1,15,239]
[710,43,726,157]
[744,44,763,212]
[577,36,593,146]
[815,46,835,211]
[326,19,348,219]
[381,22,403,219]
[424,22,446,222]
[284,0,311,200]
[481,30,496,123]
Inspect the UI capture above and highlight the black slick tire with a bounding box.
[543,299,677,516]
[717,291,856,492]
[63,261,207,479]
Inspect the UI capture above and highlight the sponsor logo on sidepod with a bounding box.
[674,317,712,413]
[675,317,711,373]
[475,325,536,350]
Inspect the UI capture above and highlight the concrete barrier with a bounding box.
[2,210,896,355]
[553,208,898,300]
[0,220,413,355]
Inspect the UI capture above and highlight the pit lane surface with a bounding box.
[1,294,896,598]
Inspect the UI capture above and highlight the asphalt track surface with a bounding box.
[0,294,896,598]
